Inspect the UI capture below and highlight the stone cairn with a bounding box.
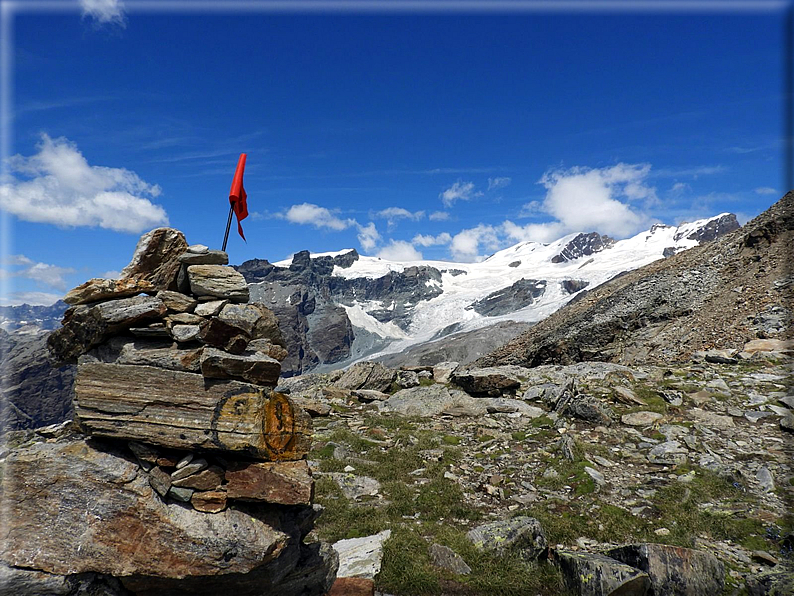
[35,227,337,595]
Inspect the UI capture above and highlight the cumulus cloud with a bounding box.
[282,203,355,231]
[80,0,126,27]
[0,134,167,233]
[356,222,381,252]
[754,186,777,195]
[429,211,450,221]
[502,220,566,244]
[0,255,76,291]
[538,163,654,238]
[439,180,481,208]
[412,232,452,247]
[450,224,500,262]
[372,207,425,229]
[488,177,511,190]
[376,240,423,261]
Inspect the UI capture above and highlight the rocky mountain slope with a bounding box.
[477,192,793,369]
[238,213,739,376]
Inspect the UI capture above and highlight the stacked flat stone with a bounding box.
[48,228,313,511]
[15,227,338,596]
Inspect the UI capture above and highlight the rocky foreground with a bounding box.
[1,229,337,596]
[279,353,793,595]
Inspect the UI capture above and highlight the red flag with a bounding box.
[229,153,248,241]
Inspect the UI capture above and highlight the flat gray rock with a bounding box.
[327,473,381,500]
[178,250,229,265]
[379,384,486,417]
[466,516,547,559]
[187,265,249,302]
[622,411,663,426]
[200,346,281,386]
[429,544,471,575]
[332,530,391,579]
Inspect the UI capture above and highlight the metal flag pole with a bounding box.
[221,204,234,252]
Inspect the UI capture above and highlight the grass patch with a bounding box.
[443,435,462,446]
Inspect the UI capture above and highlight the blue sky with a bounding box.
[0,0,789,305]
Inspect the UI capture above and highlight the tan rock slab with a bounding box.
[187,265,249,302]
[172,466,225,491]
[64,277,155,305]
[120,227,188,291]
[226,460,314,505]
[191,490,228,513]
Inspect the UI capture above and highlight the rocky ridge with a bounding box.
[1,229,337,596]
[477,194,793,369]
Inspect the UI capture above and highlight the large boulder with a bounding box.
[334,362,396,392]
[120,227,188,291]
[466,517,547,560]
[0,436,336,596]
[554,550,651,596]
[451,366,524,396]
[606,543,724,596]
[379,384,486,417]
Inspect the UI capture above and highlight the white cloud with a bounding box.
[2,255,34,266]
[502,220,566,244]
[0,134,167,233]
[80,0,126,27]
[0,255,76,291]
[373,207,425,222]
[356,222,381,252]
[449,224,500,262]
[412,232,452,247]
[517,200,543,218]
[538,163,653,238]
[102,270,122,279]
[488,177,511,190]
[372,207,425,229]
[376,240,423,261]
[439,180,481,208]
[429,211,450,221]
[670,182,691,194]
[754,186,777,195]
[282,203,355,231]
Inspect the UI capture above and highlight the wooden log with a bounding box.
[74,363,311,460]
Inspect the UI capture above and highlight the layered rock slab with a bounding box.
[0,437,295,588]
[74,363,311,461]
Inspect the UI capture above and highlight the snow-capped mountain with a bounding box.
[238,213,740,376]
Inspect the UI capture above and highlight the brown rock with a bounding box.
[64,277,155,305]
[226,460,314,505]
[74,363,311,460]
[191,490,228,513]
[178,250,229,266]
[1,437,293,582]
[120,227,188,291]
[328,577,375,596]
[199,318,248,351]
[172,466,225,491]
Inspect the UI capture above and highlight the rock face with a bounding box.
[466,278,547,317]
[479,192,794,368]
[0,330,75,432]
[551,232,615,263]
[1,229,337,596]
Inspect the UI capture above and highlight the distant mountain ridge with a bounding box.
[237,213,740,375]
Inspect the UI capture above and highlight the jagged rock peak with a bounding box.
[551,232,616,263]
